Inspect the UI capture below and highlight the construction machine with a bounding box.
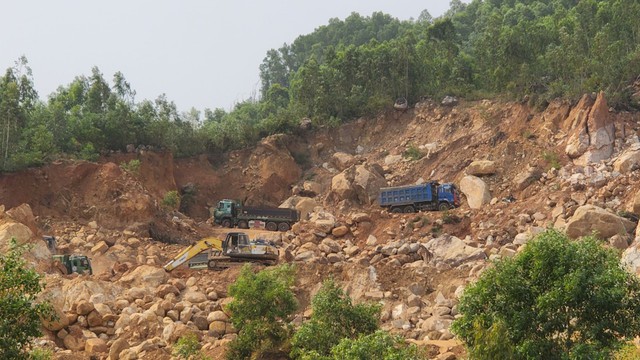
[163,232,279,271]
[52,254,93,275]
[43,235,93,275]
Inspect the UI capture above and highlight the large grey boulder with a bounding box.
[352,165,387,204]
[513,166,542,191]
[425,235,486,266]
[119,265,169,289]
[613,147,640,173]
[565,92,615,165]
[565,205,636,239]
[460,175,491,209]
[331,172,354,200]
[331,152,356,171]
[466,160,496,176]
[330,164,387,204]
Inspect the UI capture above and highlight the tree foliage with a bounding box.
[3,1,640,172]
[225,264,297,360]
[330,330,423,360]
[451,229,640,360]
[290,278,381,359]
[0,238,54,359]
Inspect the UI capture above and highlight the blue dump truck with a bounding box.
[379,182,460,213]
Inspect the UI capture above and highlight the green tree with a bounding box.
[330,330,423,360]
[226,264,297,360]
[290,278,380,359]
[0,238,54,359]
[452,229,640,360]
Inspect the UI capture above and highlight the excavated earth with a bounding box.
[2,93,640,359]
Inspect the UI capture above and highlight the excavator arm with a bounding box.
[163,237,224,271]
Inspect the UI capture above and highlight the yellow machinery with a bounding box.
[163,232,279,271]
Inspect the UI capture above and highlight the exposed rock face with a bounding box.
[466,160,496,176]
[119,265,169,289]
[331,164,387,204]
[425,235,486,266]
[565,205,636,239]
[613,146,640,173]
[460,176,491,209]
[5,203,39,235]
[513,166,541,191]
[352,165,387,204]
[331,172,355,200]
[623,244,640,275]
[295,197,318,221]
[565,92,615,165]
[0,222,33,252]
[331,152,357,171]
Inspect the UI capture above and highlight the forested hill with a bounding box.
[1,0,639,172]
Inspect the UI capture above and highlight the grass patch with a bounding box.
[403,144,423,161]
[542,151,561,170]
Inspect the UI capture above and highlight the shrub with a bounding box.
[542,151,561,170]
[442,211,461,224]
[330,330,424,360]
[120,159,141,174]
[290,278,381,359]
[173,332,209,360]
[29,347,53,360]
[162,190,180,209]
[452,229,640,360]
[0,239,54,359]
[403,145,423,161]
[226,264,297,360]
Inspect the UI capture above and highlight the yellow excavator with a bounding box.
[163,232,279,271]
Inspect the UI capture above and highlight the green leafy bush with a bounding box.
[0,239,54,359]
[162,190,180,209]
[290,278,380,359]
[542,151,561,170]
[29,347,53,360]
[120,159,141,174]
[226,264,297,360]
[331,330,424,360]
[403,145,423,161]
[442,211,461,224]
[173,332,208,360]
[452,229,640,360]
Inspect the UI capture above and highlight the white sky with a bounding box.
[1,1,451,113]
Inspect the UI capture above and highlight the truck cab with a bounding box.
[438,183,461,207]
[53,254,93,275]
[214,199,237,227]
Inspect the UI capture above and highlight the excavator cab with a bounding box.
[223,232,250,254]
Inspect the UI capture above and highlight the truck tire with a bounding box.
[438,202,451,211]
[403,205,415,213]
[391,207,402,213]
[266,222,278,231]
[277,222,290,232]
[54,260,68,275]
[238,220,248,229]
[222,219,233,228]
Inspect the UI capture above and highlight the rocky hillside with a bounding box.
[2,92,640,359]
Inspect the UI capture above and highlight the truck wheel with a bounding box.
[404,206,415,213]
[438,202,451,211]
[208,260,217,269]
[222,219,234,228]
[277,222,290,232]
[391,207,402,213]
[238,220,248,229]
[53,260,68,275]
[266,222,278,231]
